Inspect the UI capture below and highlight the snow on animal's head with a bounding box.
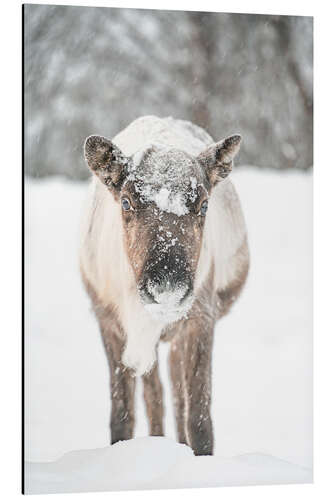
[84,133,241,323]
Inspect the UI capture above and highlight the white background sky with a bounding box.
[1,1,333,500]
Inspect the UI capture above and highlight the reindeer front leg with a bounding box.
[169,319,214,455]
[169,333,188,445]
[103,332,136,444]
[183,318,214,456]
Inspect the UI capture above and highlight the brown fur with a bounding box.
[142,357,164,436]
[168,269,215,454]
[81,274,135,442]
[120,179,206,293]
[82,249,248,454]
[82,270,165,441]
[166,253,249,455]
[81,127,249,455]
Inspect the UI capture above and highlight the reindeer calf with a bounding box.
[80,116,249,455]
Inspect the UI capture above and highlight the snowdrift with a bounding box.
[25,437,311,494]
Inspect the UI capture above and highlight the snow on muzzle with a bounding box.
[138,250,194,322]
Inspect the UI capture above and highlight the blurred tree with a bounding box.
[24,5,313,179]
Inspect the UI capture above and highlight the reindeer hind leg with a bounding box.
[169,335,189,446]
[142,356,164,436]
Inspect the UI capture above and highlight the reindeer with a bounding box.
[80,116,249,455]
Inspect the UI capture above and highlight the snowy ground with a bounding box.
[24,167,313,493]
[25,438,311,494]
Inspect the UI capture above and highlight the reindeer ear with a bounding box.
[84,135,129,190]
[198,135,242,186]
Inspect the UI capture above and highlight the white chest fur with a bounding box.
[121,299,164,376]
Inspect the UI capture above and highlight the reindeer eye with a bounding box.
[121,198,132,211]
[199,200,208,216]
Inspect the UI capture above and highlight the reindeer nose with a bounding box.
[140,250,193,307]
[141,274,192,306]
[146,278,190,305]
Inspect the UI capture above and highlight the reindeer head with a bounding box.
[84,133,241,323]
